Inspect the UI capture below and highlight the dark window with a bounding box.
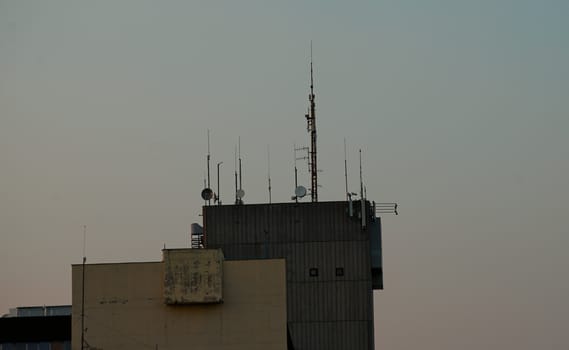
[309,268,318,277]
[335,267,344,277]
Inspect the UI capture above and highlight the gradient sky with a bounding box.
[1,1,568,349]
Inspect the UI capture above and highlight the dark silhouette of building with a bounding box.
[0,306,71,350]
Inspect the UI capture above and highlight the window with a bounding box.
[335,267,344,277]
[309,268,318,277]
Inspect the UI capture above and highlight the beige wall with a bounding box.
[71,258,286,350]
[163,249,224,304]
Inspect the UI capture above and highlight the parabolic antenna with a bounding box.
[201,188,213,201]
[295,186,307,198]
[236,189,245,199]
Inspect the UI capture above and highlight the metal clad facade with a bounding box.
[205,201,377,350]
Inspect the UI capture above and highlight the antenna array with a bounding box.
[191,47,398,214]
[305,42,318,202]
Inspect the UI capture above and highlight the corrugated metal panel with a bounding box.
[207,202,368,245]
[290,321,371,350]
[285,281,372,322]
[204,201,376,350]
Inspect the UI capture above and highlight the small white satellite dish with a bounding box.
[201,188,213,201]
[236,189,245,199]
[295,186,307,198]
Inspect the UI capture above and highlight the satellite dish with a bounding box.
[295,186,307,198]
[201,188,213,201]
[236,189,245,199]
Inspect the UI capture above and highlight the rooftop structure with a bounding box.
[203,200,383,350]
[0,305,71,350]
[71,249,287,350]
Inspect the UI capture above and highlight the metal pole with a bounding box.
[267,145,272,204]
[344,138,348,201]
[81,225,86,350]
[217,162,222,205]
[207,130,211,206]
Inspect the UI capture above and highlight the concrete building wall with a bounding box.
[163,249,224,304]
[204,201,379,350]
[71,258,286,350]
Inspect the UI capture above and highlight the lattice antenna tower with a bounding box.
[305,42,318,202]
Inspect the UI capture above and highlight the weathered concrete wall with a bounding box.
[71,258,286,350]
[163,249,223,304]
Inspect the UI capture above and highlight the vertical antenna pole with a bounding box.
[306,41,318,202]
[267,145,272,204]
[234,146,238,204]
[294,144,299,203]
[203,176,207,206]
[359,149,363,198]
[207,130,211,205]
[81,225,86,350]
[217,162,223,205]
[238,137,242,192]
[360,149,366,229]
[344,138,349,201]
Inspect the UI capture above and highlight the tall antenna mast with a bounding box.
[305,41,318,202]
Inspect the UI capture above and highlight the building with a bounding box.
[0,306,71,350]
[71,249,287,350]
[69,200,387,349]
[203,200,384,350]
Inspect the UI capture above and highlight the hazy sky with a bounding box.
[1,1,568,349]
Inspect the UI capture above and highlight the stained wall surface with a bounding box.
[204,201,380,350]
[71,258,286,350]
[163,249,224,304]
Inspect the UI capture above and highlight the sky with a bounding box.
[1,0,568,349]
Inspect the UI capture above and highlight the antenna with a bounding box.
[305,41,318,202]
[344,138,348,201]
[216,162,223,205]
[207,129,211,205]
[293,144,298,203]
[291,144,310,203]
[359,149,366,229]
[234,139,244,205]
[80,225,87,350]
[359,149,364,199]
[82,225,87,263]
[238,137,242,193]
[234,145,238,204]
[203,174,207,205]
[267,145,272,204]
